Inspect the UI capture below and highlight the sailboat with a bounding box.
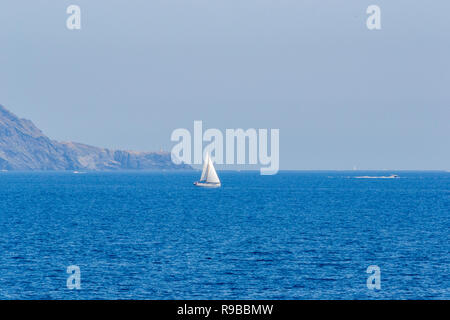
[194,153,221,188]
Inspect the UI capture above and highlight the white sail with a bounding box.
[194,153,221,187]
[200,153,209,181]
[205,155,220,184]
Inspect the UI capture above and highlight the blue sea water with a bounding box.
[0,171,448,300]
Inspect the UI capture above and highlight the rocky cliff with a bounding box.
[0,105,190,171]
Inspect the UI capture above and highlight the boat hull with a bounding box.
[194,182,221,188]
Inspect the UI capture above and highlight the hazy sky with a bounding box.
[0,1,448,170]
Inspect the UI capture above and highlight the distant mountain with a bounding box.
[0,105,191,171]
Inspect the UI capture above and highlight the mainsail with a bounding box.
[205,155,220,184]
[200,154,209,181]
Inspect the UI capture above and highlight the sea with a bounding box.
[0,171,448,299]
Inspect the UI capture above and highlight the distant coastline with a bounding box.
[0,104,191,171]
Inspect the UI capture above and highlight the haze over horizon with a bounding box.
[0,1,448,170]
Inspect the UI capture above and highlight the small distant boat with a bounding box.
[194,153,221,188]
[355,174,399,179]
